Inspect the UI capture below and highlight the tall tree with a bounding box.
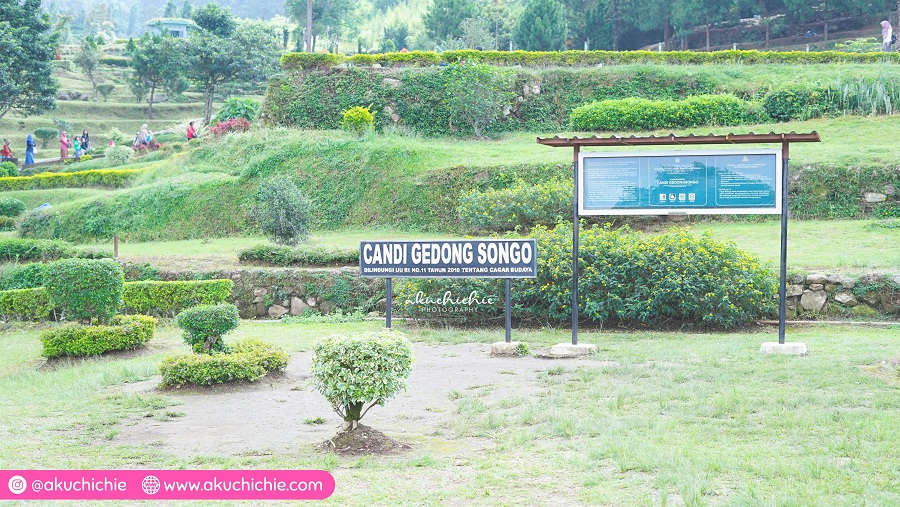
[187,18,279,123]
[129,35,187,119]
[180,0,192,18]
[73,37,101,100]
[0,0,58,119]
[514,0,565,50]
[285,0,358,51]
[192,3,236,37]
[423,0,480,41]
[163,0,178,17]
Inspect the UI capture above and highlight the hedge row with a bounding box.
[0,288,54,321]
[0,169,143,192]
[123,279,234,317]
[40,315,157,358]
[397,224,777,329]
[281,49,900,71]
[238,244,359,267]
[159,338,289,388]
[0,238,112,263]
[569,94,759,131]
[99,56,130,67]
[0,279,233,321]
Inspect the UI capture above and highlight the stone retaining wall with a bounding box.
[788,272,900,318]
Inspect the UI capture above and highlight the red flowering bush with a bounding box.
[209,118,251,137]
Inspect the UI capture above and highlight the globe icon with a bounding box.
[141,475,161,495]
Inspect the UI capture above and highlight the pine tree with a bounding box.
[514,0,566,51]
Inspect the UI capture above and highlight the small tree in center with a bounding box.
[175,303,239,354]
[311,330,414,432]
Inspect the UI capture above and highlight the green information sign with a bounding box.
[579,149,782,215]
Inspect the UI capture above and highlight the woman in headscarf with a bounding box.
[81,129,90,154]
[25,134,35,165]
[882,21,893,52]
[60,131,70,161]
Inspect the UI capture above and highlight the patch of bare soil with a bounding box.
[864,358,900,383]
[317,424,412,456]
[113,342,607,459]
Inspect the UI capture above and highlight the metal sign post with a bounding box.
[537,133,820,353]
[360,240,537,344]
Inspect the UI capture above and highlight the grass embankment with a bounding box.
[7,114,899,244]
[0,322,898,505]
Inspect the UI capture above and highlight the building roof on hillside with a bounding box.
[146,18,197,27]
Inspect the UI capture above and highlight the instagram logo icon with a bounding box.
[7,476,27,495]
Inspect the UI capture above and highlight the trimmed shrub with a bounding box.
[96,83,115,101]
[762,85,833,122]
[0,162,18,177]
[238,244,358,267]
[0,263,47,290]
[569,94,752,131]
[104,145,133,167]
[280,49,900,71]
[123,279,233,317]
[458,178,571,232]
[396,224,777,328]
[159,338,288,388]
[248,176,313,246]
[99,56,130,67]
[0,197,26,217]
[44,258,124,323]
[0,287,53,321]
[0,169,142,191]
[34,127,59,148]
[0,216,16,231]
[310,329,414,427]
[0,238,76,262]
[40,315,156,358]
[341,105,374,137]
[175,303,240,354]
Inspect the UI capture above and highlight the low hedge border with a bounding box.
[0,279,233,321]
[0,287,54,321]
[0,169,143,192]
[123,279,234,317]
[40,315,157,358]
[238,244,359,267]
[159,338,289,388]
[281,49,900,71]
[0,238,112,263]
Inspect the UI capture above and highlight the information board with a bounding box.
[579,149,782,215]
[359,240,537,278]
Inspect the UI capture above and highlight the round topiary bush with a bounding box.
[310,329,414,432]
[34,127,58,148]
[340,105,374,138]
[175,303,240,354]
[0,197,26,217]
[44,258,125,323]
[104,145,133,167]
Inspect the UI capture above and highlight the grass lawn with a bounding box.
[71,219,900,273]
[1,321,898,505]
[685,219,900,271]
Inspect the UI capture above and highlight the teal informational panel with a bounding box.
[579,149,782,215]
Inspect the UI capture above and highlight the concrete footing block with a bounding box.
[491,341,521,356]
[759,342,808,355]
[548,343,597,358]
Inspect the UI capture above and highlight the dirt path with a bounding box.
[115,343,601,459]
